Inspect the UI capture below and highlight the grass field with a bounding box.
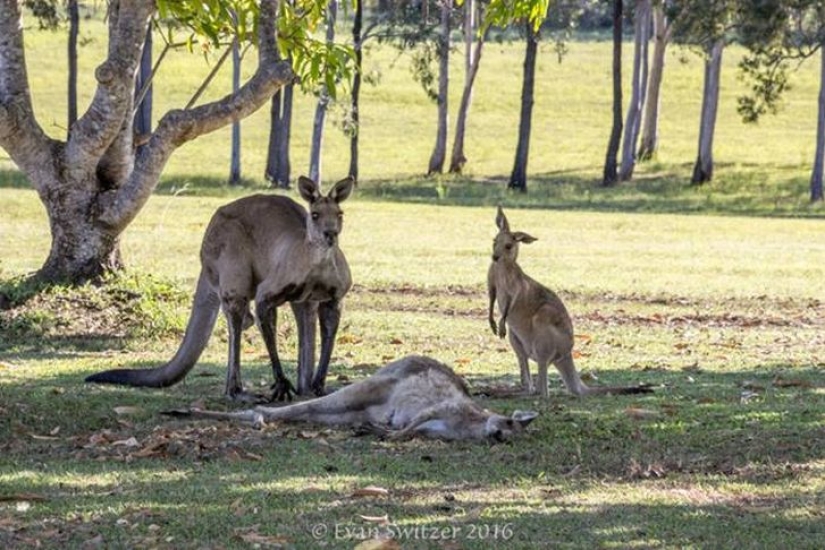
[2,16,825,550]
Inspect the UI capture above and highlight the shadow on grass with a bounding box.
[3,163,822,218]
[1,362,824,547]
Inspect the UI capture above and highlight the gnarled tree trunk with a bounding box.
[0,0,293,283]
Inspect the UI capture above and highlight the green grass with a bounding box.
[2,18,825,550]
[2,189,825,548]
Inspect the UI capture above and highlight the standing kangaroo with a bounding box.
[86,176,354,401]
[170,355,539,442]
[487,207,651,397]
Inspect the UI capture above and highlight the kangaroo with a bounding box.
[86,176,354,402]
[169,355,539,441]
[487,207,652,398]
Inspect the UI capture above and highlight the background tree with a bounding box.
[638,0,672,161]
[427,0,454,175]
[619,0,651,181]
[309,0,340,183]
[508,23,540,191]
[603,0,623,186]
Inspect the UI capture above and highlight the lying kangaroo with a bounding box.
[86,176,354,401]
[173,355,539,441]
[487,207,651,397]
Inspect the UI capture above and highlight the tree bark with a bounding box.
[449,0,485,174]
[638,2,669,161]
[691,38,725,185]
[619,0,651,181]
[812,42,825,202]
[348,0,363,181]
[309,0,338,183]
[508,24,539,192]
[67,0,79,128]
[427,0,452,175]
[134,27,153,155]
[230,37,242,185]
[603,0,623,187]
[0,0,293,283]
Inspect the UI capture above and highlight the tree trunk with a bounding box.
[230,34,242,185]
[508,25,539,192]
[134,27,153,156]
[603,0,623,187]
[348,0,363,181]
[427,0,452,175]
[811,43,825,202]
[449,0,485,174]
[691,38,725,185]
[67,0,79,129]
[0,0,293,283]
[638,2,668,161]
[309,0,338,183]
[619,0,650,181]
[266,81,294,188]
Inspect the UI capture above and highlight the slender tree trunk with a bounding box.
[67,0,79,128]
[134,27,153,155]
[691,38,724,185]
[619,0,650,181]
[508,24,539,192]
[229,37,242,185]
[638,2,668,161]
[266,79,294,188]
[348,0,363,181]
[427,0,452,175]
[811,43,825,202]
[603,0,623,186]
[309,0,338,183]
[449,0,485,174]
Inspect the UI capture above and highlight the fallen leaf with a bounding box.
[773,377,814,388]
[352,486,390,498]
[0,493,48,502]
[113,406,144,416]
[30,433,61,441]
[390,338,404,345]
[741,380,765,391]
[354,539,401,550]
[359,514,390,524]
[111,437,140,448]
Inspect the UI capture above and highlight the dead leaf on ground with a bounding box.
[773,377,814,389]
[111,437,140,448]
[352,486,390,498]
[0,493,48,502]
[354,539,401,550]
[30,433,61,441]
[359,514,390,524]
[113,406,143,416]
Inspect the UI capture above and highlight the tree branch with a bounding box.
[65,0,154,180]
[97,0,294,232]
[0,0,56,185]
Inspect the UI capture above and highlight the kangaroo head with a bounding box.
[484,409,539,442]
[298,176,355,247]
[492,206,537,263]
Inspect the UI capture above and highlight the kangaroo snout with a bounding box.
[323,230,339,246]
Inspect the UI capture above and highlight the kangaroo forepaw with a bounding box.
[489,318,498,335]
[497,322,507,339]
[269,377,296,402]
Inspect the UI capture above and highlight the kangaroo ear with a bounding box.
[513,232,537,244]
[329,176,355,203]
[511,410,538,428]
[298,176,321,203]
[495,206,510,232]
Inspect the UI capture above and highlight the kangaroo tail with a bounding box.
[85,272,220,388]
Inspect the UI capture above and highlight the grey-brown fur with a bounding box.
[487,207,651,397]
[183,355,539,441]
[86,176,354,401]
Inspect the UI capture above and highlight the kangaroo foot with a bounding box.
[225,390,268,404]
[269,377,296,402]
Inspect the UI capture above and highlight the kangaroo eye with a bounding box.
[505,244,513,250]
[311,212,320,220]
